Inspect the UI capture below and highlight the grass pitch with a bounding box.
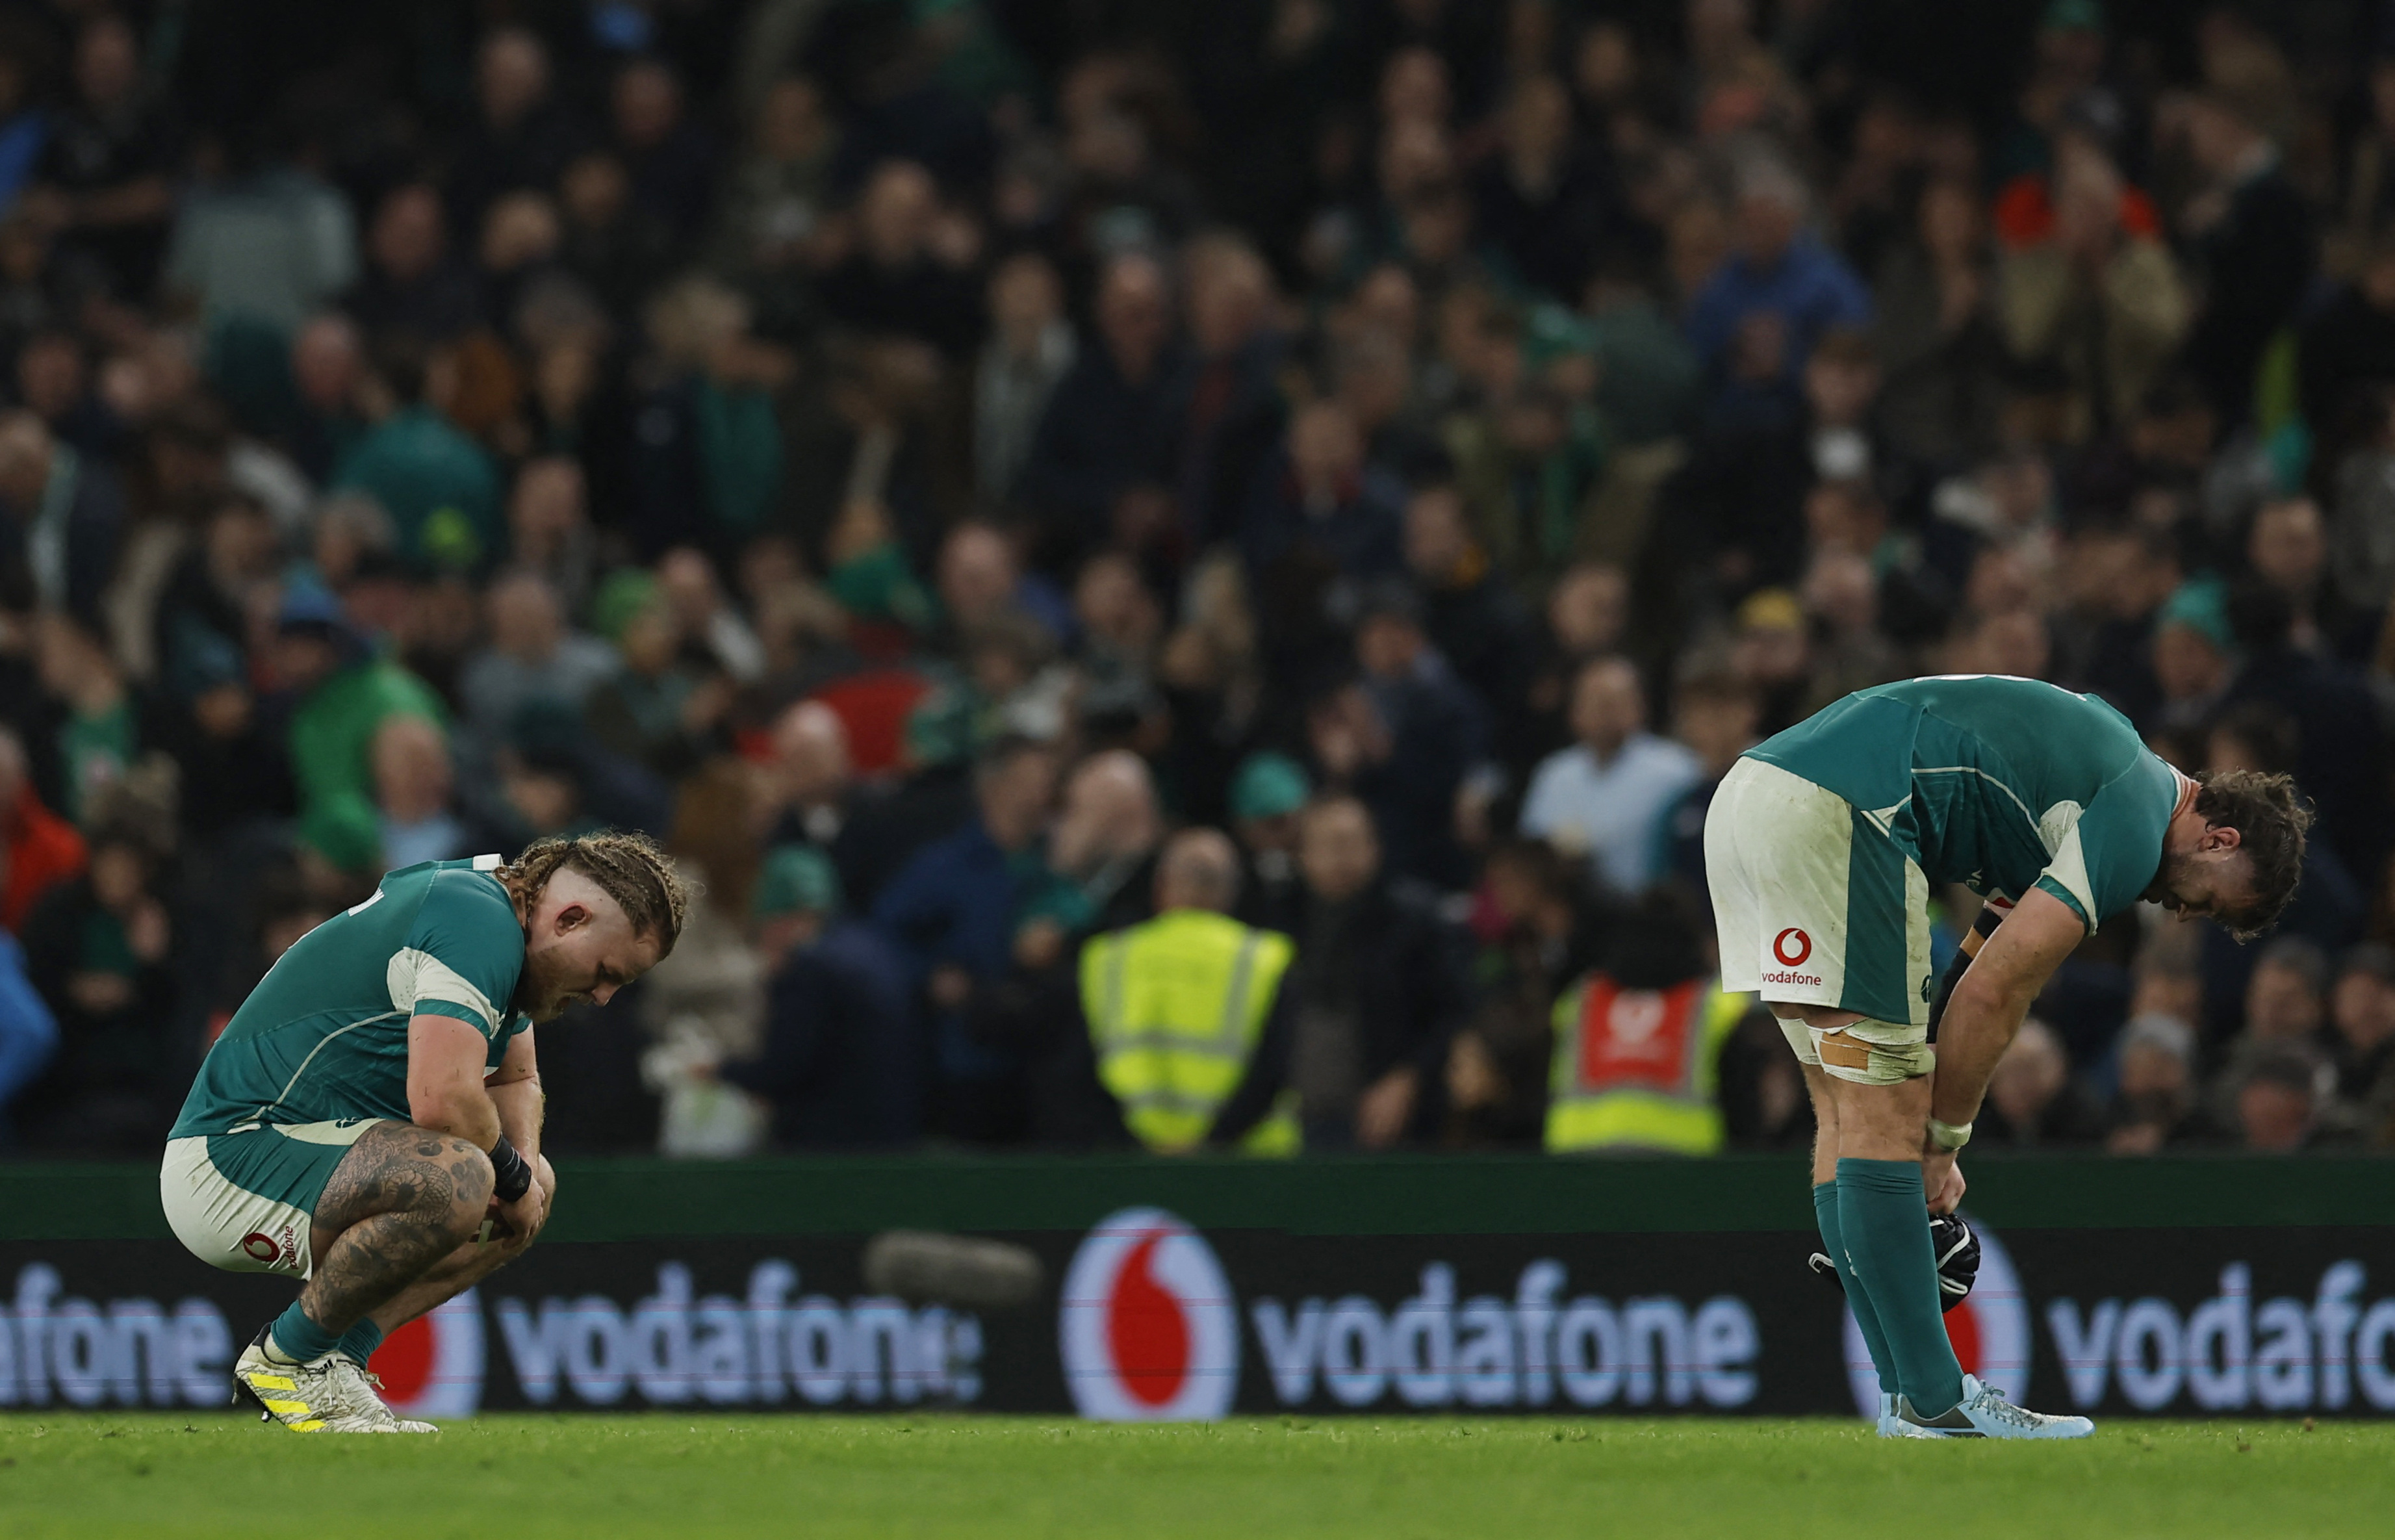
[3,1413,2390,1539]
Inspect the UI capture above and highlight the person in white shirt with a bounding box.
[1519,656,1700,895]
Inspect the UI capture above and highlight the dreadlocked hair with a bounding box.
[500,830,692,957]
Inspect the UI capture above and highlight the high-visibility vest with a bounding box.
[1080,909,1300,1156]
[1544,974,1747,1155]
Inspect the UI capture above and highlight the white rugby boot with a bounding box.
[327,1356,439,1432]
[1893,1373,2095,1439]
[1876,1391,1936,1438]
[233,1330,435,1432]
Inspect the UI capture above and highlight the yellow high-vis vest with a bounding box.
[1079,908,1300,1156]
[1544,974,1747,1155]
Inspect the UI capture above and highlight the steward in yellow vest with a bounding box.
[1545,971,1748,1155]
[1078,830,1301,1154]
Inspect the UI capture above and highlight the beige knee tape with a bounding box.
[1813,1021,1934,1085]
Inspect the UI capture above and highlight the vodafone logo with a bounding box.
[1773,929,1813,967]
[240,1231,281,1264]
[1060,1208,1239,1420]
[371,1290,486,1419]
[1845,1217,2030,1414]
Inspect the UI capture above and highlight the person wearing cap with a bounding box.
[718,844,916,1149]
[272,582,447,880]
[1229,751,1310,934]
[2149,576,2234,735]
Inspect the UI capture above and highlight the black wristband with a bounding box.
[488,1135,533,1203]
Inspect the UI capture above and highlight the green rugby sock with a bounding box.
[1813,1181,1899,1397]
[1836,1157,1965,1415]
[266,1300,342,1365]
[337,1319,385,1368]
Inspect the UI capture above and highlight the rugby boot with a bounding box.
[233,1329,435,1432]
[1893,1374,2094,1439]
[1876,1391,1936,1439]
[327,1356,438,1433]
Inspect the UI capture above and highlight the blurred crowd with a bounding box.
[6,0,2395,1159]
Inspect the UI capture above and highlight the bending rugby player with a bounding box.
[1705,676,2307,1438]
[160,834,687,1431]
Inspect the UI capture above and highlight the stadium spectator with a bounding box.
[272,585,446,879]
[1448,838,1598,1149]
[2326,943,2395,1141]
[2236,1046,2333,1153]
[1977,1018,2107,1148]
[873,735,1059,1142]
[18,792,177,1151]
[1520,656,1700,897]
[1280,795,1467,1150]
[0,927,54,1147]
[372,715,465,869]
[2171,73,2318,424]
[0,725,85,930]
[329,339,502,574]
[1080,827,1298,1153]
[1684,157,1872,409]
[1228,751,1310,936]
[2104,1013,2213,1155]
[1,0,2393,1166]
[721,844,917,1149]
[975,252,1075,506]
[0,409,124,624]
[1014,250,1186,561]
[1544,891,1742,1155]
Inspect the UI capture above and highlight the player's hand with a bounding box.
[491,1175,550,1248]
[1921,1149,1967,1215]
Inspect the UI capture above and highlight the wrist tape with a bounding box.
[489,1135,533,1203]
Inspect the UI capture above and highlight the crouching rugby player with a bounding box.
[1705,676,2307,1438]
[160,834,687,1431]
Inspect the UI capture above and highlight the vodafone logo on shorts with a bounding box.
[1845,1218,2030,1415]
[1761,927,1822,986]
[370,1290,487,1418]
[238,1224,301,1272]
[1060,1208,1239,1420]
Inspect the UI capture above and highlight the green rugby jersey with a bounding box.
[1745,675,2179,932]
[171,856,530,1136]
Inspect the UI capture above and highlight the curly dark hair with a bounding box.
[500,830,692,958]
[2191,768,2314,940]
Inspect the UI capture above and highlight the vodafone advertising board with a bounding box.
[11,1219,2395,1418]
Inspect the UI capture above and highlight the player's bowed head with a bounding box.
[496,830,692,1022]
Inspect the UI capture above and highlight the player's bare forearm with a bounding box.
[488,1074,544,1159]
[1928,888,2086,1129]
[407,1014,504,1148]
[486,1027,543,1158]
